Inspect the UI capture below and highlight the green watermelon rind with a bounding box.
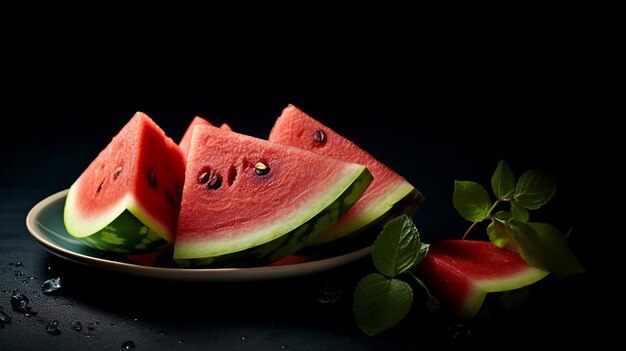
[64,183,173,254]
[420,240,550,319]
[309,182,423,245]
[79,210,170,254]
[461,266,549,319]
[297,188,424,256]
[174,165,373,267]
[64,182,127,237]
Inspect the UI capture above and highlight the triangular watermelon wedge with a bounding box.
[64,112,185,254]
[269,105,424,245]
[179,116,232,159]
[173,125,373,267]
[417,240,549,319]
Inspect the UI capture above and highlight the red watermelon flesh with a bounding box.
[64,112,185,246]
[126,251,162,266]
[268,255,312,266]
[269,104,424,245]
[179,116,232,159]
[418,240,549,319]
[173,124,373,267]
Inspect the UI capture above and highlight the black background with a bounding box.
[0,20,608,349]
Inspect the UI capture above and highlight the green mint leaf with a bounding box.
[372,215,423,277]
[491,160,516,200]
[487,218,521,253]
[526,222,585,278]
[353,273,413,336]
[510,201,530,222]
[494,211,512,221]
[514,170,556,210]
[415,242,430,266]
[506,219,549,271]
[505,220,585,278]
[453,180,492,222]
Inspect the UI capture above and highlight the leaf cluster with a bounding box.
[453,160,584,277]
[353,215,431,336]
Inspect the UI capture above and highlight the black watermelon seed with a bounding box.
[113,166,122,180]
[254,162,270,176]
[147,169,158,189]
[313,129,327,144]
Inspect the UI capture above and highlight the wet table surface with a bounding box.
[0,99,599,350]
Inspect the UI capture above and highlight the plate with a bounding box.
[26,189,372,282]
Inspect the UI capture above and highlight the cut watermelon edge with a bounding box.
[459,264,549,318]
[64,181,175,244]
[310,181,421,245]
[127,195,174,243]
[64,181,129,238]
[173,163,371,260]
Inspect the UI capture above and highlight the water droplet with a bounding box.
[316,282,343,304]
[122,340,136,349]
[72,321,83,331]
[29,276,35,280]
[46,320,61,335]
[155,330,166,336]
[15,271,24,277]
[281,346,287,350]
[42,277,62,294]
[447,323,472,341]
[21,280,28,284]
[0,310,11,324]
[14,261,24,268]
[47,266,52,270]
[241,336,247,342]
[11,290,32,313]
[133,318,138,322]
[177,340,185,344]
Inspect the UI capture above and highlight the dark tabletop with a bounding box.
[0,88,602,349]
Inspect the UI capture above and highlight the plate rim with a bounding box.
[26,189,373,282]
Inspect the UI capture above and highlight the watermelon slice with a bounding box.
[174,125,373,267]
[417,240,549,319]
[269,104,424,245]
[64,112,185,254]
[179,116,232,159]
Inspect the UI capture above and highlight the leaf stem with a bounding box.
[407,271,434,300]
[462,199,501,240]
[407,271,440,311]
[461,221,480,240]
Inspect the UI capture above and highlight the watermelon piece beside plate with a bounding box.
[174,124,373,267]
[418,240,549,319]
[269,104,424,245]
[64,112,185,254]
